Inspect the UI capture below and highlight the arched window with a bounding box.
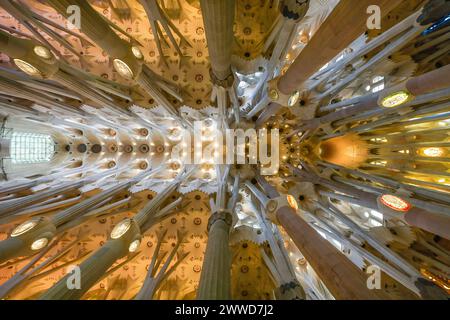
[10,132,54,164]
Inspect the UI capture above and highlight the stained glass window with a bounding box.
[10,132,54,164]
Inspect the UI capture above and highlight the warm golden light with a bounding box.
[31,238,49,250]
[269,89,279,101]
[11,220,38,237]
[287,195,298,210]
[381,91,411,108]
[422,147,444,157]
[380,195,411,212]
[169,160,182,171]
[110,219,131,239]
[34,45,52,59]
[14,59,42,77]
[113,59,134,79]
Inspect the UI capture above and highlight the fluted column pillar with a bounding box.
[200,0,235,83]
[275,206,388,299]
[278,0,402,94]
[197,210,232,300]
[40,219,140,300]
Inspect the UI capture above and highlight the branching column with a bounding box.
[197,210,233,300]
[39,222,140,300]
[257,0,403,126]
[275,206,388,300]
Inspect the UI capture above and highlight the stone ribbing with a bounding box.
[196,211,232,299]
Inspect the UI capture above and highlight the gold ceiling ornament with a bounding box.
[318,134,369,169]
[269,88,279,101]
[286,194,299,210]
[139,161,149,170]
[421,147,445,158]
[107,160,117,168]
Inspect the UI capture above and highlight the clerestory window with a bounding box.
[10,132,55,164]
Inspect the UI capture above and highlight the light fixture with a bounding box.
[11,219,38,237]
[203,172,212,180]
[380,194,411,212]
[139,161,148,170]
[381,90,411,108]
[13,59,42,77]
[422,147,444,157]
[128,239,141,252]
[269,89,279,101]
[288,91,300,107]
[113,59,134,79]
[131,46,143,59]
[110,219,131,239]
[31,238,49,251]
[33,45,52,59]
[169,160,182,171]
[287,195,298,210]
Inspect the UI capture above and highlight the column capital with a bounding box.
[209,68,234,88]
[277,280,306,300]
[267,195,299,225]
[415,278,449,300]
[208,210,233,231]
[279,0,309,22]
[268,77,300,107]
